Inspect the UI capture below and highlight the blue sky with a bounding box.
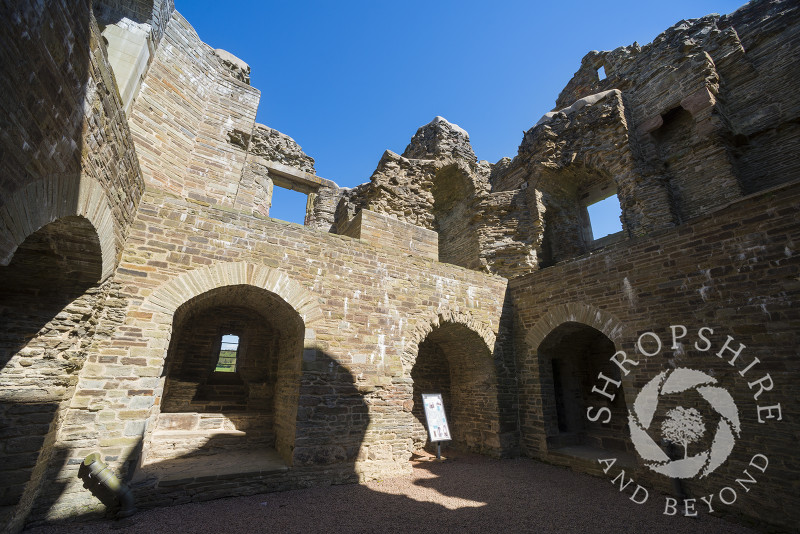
[176,0,745,230]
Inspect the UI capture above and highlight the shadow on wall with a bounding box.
[0,218,105,528]
[0,2,103,527]
[0,0,93,266]
[10,439,145,532]
[129,351,370,508]
[13,351,370,527]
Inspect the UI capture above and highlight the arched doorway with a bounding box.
[0,215,104,527]
[538,322,630,453]
[143,284,304,475]
[410,321,501,456]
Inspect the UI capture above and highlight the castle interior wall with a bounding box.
[0,0,798,532]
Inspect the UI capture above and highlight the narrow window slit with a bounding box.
[215,334,239,372]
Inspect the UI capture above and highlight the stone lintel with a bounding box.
[256,158,338,194]
[680,86,717,116]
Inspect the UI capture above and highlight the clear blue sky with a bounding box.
[176,0,746,229]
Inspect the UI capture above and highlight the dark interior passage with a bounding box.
[538,322,630,453]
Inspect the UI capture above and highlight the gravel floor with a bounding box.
[25,454,759,534]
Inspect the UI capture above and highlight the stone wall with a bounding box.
[1,0,798,532]
[510,179,800,531]
[0,0,144,273]
[337,209,439,261]
[248,124,316,175]
[30,188,510,522]
[126,12,260,208]
[93,0,178,113]
[0,2,144,531]
[93,0,174,45]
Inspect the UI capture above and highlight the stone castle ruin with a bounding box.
[1,0,798,531]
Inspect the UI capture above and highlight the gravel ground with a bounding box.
[25,454,759,534]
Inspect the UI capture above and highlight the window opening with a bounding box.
[215,334,239,372]
[597,65,606,81]
[270,185,308,225]
[586,194,622,240]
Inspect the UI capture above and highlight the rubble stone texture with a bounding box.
[0,1,798,533]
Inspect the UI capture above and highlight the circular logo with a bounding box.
[628,367,741,479]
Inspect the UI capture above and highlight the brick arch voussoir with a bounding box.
[401,308,497,373]
[0,174,118,280]
[140,262,323,335]
[525,303,628,353]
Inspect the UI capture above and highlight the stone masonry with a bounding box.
[0,0,798,532]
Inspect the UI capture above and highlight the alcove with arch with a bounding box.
[408,317,503,457]
[140,282,306,479]
[537,321,631,454]
[0,214,109,527]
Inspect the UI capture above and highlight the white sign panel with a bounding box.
[422,393,451,442]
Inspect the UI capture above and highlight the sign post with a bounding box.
[421,393,451,460]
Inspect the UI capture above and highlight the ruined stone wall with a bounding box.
[471,0,800,276]
[716,2,800,194]
[127,11,259,208]
[234,124,320,219]
[29,187,510,521]
[510,180,800,531]
[550,0,799,216]
[331,118,536,277]
[0,2,145,531]
[248,124,316,175]
[1,0,798,531]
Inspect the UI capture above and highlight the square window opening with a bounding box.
[586,194,622,240]
[270,185,308,225]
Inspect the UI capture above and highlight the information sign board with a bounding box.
[422,393,451,442]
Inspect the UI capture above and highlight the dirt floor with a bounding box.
[24,453,761,534]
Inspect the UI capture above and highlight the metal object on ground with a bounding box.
[82,453,136,519]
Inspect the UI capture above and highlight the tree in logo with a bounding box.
[628,367,740,479]
[661,407,705,459]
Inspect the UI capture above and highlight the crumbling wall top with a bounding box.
[249,124,316,175]
[403,116,477,163]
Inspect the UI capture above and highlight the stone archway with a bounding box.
[519,304,636,459]
[135,263,324,483]
[524,303,626,351]
[404,311,502,457]
[0,214,107,528]
[147,284,305,469]
[140,262,323,327]
[537,322,630,453]
[0,174,118,280]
